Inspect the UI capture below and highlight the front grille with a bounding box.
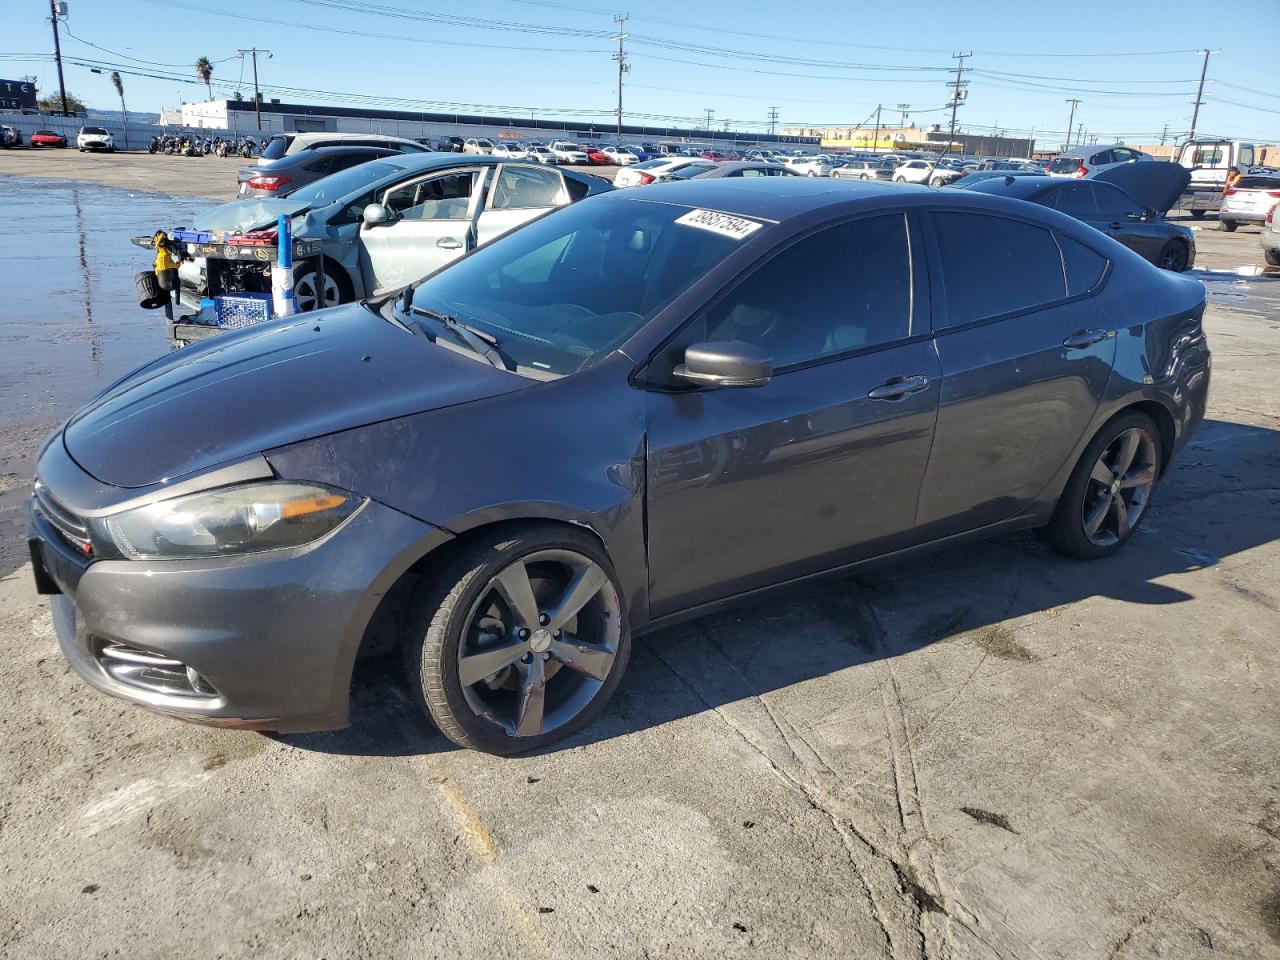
[33,482,93,556]
[95,640,219,700]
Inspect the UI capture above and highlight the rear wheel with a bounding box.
[404,527,629,755]
[1046,413,1161,560]
[1189,209,1206,220]
[894,176,906,183]
[1157,239,1190,272]
[1220,219,1238,232]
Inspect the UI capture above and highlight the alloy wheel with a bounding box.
[456,549,621,739]
[1081,427,1158,547]
[1159,242,1188,272]
[294,271,341,311]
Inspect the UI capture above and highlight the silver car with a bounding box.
[463,138,495,155]
[179,155,612,312]
[1261,202,1279,267]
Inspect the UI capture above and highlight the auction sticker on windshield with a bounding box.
[675,208,764,240]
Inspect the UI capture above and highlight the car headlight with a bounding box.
[104,482,365,560]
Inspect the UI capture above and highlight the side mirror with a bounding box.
[673,341,773,389]
[362,203,392,226]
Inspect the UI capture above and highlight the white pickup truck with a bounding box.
[1176,139,1259,218]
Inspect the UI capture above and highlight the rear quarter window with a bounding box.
[1057,234,1108,296]
[930,211,1068,328]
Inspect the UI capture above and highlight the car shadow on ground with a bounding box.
[278,416,1280,758]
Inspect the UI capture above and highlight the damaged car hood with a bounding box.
[194,197,316,234]
[63,303,531,488]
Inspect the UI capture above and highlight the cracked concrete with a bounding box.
[1,159,1279,958]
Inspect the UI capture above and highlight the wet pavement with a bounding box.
[1,169,1279,960]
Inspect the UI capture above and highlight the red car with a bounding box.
[699,150,728,162]
[582,146,611,166]
[30,130,68,148]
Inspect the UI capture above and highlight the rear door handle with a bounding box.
[436,237,464,250]
[867,374,930,401]
[1062,328,1112,349]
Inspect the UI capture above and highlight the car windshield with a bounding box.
[287,160,401,207]
[408,197,755,376]
[82,127,108,135]
[478,139,494,147]
[633,159,670,170]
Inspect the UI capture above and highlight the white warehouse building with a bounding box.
[179,97,820,152]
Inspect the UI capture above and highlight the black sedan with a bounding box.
[30,179,1209,753]
[956,164,1196,271]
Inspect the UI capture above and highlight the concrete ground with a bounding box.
[1,154,1279,960]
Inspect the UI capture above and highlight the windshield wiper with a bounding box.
[407,302,510,371]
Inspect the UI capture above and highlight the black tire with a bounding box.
[1219,219,1237,232]
[293,259,352,312]
[894,176,906,183]
[1265,249,1280,267]
[1157,239,1190,272]
[403,526,630,755]
[1045,411,1162,560]
[1189,209,1206,220]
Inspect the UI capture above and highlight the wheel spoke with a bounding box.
[549,635,614,681]
[1084,494,1112,538]
[1113,430,1141,477]
[1090,459,1114,487]
[1111,495,1130,539]
[514,656,546,737]
[458,641,527,687]
[491,560,541,630]
[546,562,608,632]
[1119,465,1156,490]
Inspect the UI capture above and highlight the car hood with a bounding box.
[194,197,316,234]
[1095,163,1191,216]
[62,303,530,488]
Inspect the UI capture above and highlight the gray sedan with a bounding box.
[235,145,400,198]
[31,179,1210,753]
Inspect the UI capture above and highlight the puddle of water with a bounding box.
[0,178,218,429]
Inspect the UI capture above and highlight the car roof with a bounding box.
[1057,143,1137,157]
[603,176,933,220]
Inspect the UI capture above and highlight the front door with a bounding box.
[914,210,1117,537]
[644,212,940,617]
[358,167,485,294]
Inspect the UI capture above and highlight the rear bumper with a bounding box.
[1218,209,1269,224]
[30,478,449,733]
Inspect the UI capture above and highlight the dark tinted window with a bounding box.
[261,136,290,160]
[931,212,1066,327]
[705,214,912,368]
[1089,151,1112,165]
[1049,156,1082,175]
[82,126,108,135]
[1054,183,1099,217]
[1091,183,1137,218]
[1058,234,1107,296]
[1234,176,1280,191]
[304,156,335,175]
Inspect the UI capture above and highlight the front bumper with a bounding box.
[29,453,450,732]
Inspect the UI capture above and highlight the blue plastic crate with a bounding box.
[213,293,273,329]
[171,228,214,244]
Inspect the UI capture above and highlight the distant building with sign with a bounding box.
[0,78,38,112]
[782,123,1035,158]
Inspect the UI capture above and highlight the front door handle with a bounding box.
[1062,328,1112,349]
[867,374,930,401]
[436,237,464,250]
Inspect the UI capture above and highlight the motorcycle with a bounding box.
[148,135,162,154]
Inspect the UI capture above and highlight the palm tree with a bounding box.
[194,57,213,100]
[110,71,128,149]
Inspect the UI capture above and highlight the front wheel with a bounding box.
[1220,219,1238,232]
[1045,413,1162,559]
[1265,249,1280,267]
[293,261,350,312]
[1157,239,1190,272]
[404,527,630,754]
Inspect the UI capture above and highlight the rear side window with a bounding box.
[1235,176,1280,191]
[1091,183,1138,219]
[930,212,1066,328]
[705,213,912,368]
[1057,234,1107,296]
[1053,183,1099,217]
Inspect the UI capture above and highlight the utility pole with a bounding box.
[236,48,272,130]
[1063,98,1080,150]
[767,106,779,136]
[896,103,910,128]
[872,103,882,155]
[946,52,971,157]
[48,0,69,116]
[1076,122,1084,149]
[1159,123,1169,146]
[1187,48,1215,143]
[703,107,714,131]
[612,14,628,141]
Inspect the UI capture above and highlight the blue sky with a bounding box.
[3,0,1278,146]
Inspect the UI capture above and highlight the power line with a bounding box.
[767,106,779,135]
[236,48,272,130]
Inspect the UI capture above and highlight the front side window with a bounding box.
[1091,183,1137,219]
[490,166,564,209]
[1053,183,1099,217]
[704,213,912,368]
[1238,145,1255,167]
[930,212,1066,328]
[383,171,476,220]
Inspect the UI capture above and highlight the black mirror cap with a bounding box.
[674,340,773,388]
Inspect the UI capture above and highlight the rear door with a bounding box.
[357,166,486,293]
[475,164,569,246]
[644,212,940,616]
[914,209,1116,537]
